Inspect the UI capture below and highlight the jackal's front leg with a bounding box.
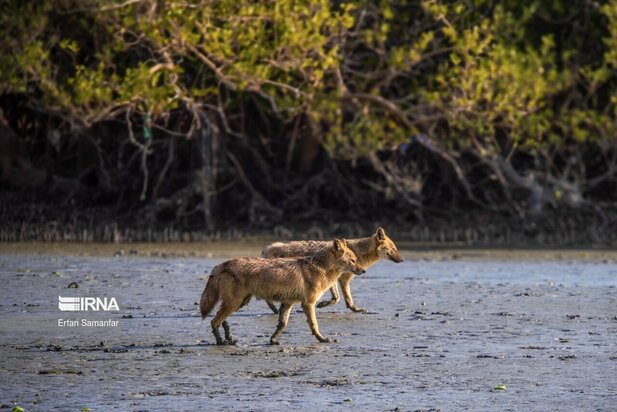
[339,275,367,313]
[316,284,340,308]
[302,302,336,343]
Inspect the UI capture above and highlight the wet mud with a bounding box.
[1,246,616,410]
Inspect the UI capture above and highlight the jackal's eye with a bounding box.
[350,259,356,264]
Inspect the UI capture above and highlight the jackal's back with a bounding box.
[262,240,329,258]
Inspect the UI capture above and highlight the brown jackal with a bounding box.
[262,227,403,314]
[200,239,365,345]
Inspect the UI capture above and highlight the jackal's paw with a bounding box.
[269,339,280,345]
[317,299,335,308]
[224,339,238,346]
[350,307,368,314]
[318,337,337,343]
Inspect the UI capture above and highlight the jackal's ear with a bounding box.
[333,238,344,253]
[376,227,386,241]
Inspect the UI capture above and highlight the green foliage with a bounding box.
[1,0,355,123]
[429,4,566,152]
[1,0,616,154]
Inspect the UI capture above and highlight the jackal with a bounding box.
[200,239,365,345]
[262,227,403,314]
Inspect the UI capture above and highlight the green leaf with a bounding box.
[494,385,506,391]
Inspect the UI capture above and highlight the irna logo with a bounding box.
[58,296,119,311]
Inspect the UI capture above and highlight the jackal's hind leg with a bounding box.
[316,284,340,308]
[211,324,224,345]
[266,300,279,314]
[340,276,367,313]
[270,303,293,345]
[211,296,244,345]
[222,321,237,345]
[240,295,252,309]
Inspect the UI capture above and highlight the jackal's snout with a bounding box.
[389,253,404,263]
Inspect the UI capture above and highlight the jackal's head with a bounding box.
[374,227,404,263]
[332,238,365,275]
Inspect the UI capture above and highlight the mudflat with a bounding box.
[0,244,616,410]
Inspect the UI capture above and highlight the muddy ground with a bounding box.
[0,243,616,411]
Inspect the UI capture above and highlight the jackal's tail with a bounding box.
[261,242,285,258]
[200,265,224,319]
[261,245,271,258]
